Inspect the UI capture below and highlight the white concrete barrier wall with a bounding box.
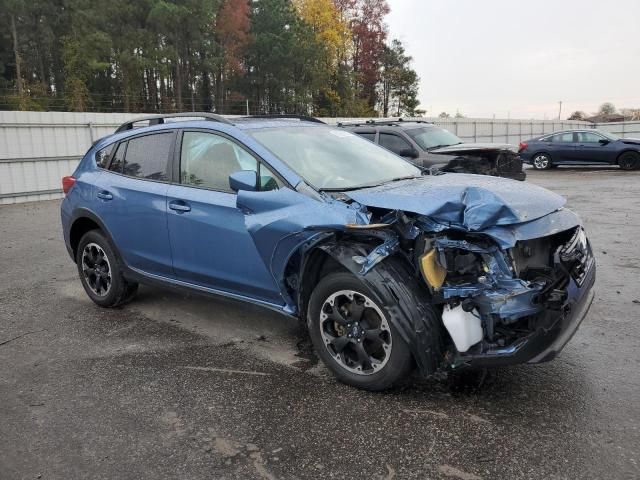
[0,110,610,205]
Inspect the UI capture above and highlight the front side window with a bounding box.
[577,132,605,143]
[379,133,412,155]
[123,132,173,181]
[248,126,421,191]
[405,127,462,150]
[259,164,283,191]
[181,131,260,192]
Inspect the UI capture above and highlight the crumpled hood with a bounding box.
[347,173,566,231]
[430,142,518,155]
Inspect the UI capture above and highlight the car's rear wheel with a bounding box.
[307,271,414,391]
[618,151,640,170]
[532,153,552,170]
[76,230,138,307]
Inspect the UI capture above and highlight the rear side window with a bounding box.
[356,132,376,142]
[96,144,114,169]
[108,143,126,173]
[549,133,574,143]
[123,133,173,181]
[379,133,412,155]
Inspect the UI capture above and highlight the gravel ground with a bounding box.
[1,167,639,480]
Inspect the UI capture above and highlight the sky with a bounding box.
[385,0,640,119]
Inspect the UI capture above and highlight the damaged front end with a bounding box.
[414,225,595,368]
[238,174,595,375]
[433,144,526,182]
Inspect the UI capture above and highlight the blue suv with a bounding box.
[61,113,595,390]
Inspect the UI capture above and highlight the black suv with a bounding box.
[340,119,526,181]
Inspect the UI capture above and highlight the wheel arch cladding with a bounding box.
[70,217,102,257]
[317,242,444,375]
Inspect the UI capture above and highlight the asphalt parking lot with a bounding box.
[1,167,639,479]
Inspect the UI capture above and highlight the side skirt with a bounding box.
[124,266,295,317]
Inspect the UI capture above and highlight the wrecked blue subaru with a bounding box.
[61,113,596,391]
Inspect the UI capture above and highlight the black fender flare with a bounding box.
[68,208,119,259]
[313,241,444,375]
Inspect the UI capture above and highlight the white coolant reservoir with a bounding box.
[442,305,484,353]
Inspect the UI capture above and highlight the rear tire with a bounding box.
[76,230,138,308]
[532,153,552,170]
[618,151,640,170]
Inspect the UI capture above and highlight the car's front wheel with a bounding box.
[76,230,138,307]
[307,271,414,391]
[532,153,552,170]
[618,151,640,171]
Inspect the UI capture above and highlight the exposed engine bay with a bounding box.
[329,208,595,369]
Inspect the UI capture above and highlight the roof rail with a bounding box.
[337,118,432,127]
[115,112,233,133]
[241,114,326,124]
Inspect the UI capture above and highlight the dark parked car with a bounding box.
[340,119,526,181]
[519,129,640,170]
[61,113,595,391]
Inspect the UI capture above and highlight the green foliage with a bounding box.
[0,0,421,116]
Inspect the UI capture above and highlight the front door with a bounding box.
[573,131,615,163]
[166,130,283,305]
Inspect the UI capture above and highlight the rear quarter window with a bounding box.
[95,144,114,169]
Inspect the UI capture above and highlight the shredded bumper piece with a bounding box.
[456,265,595,367]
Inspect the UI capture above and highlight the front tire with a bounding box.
[618,151,640,170]
[76,230,138,307]
[307,271,414,391]
[532,153,552,170]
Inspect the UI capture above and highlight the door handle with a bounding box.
[168,200,191,213]
[97,190,113,201]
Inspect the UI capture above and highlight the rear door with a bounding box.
[93,131,176,277]
[545,132,577,163]
[574,131,615,163]
[166,130,284,304]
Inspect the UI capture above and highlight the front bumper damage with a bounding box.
[341,213,597,371]
[445,234,596,368]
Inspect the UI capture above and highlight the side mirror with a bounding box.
[399,147,419,159]
[598,139,610,145]
[229,170,258,192]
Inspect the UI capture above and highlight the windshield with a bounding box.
[248,127,421,190]
[599,130,620,141]
[406,127,462,150]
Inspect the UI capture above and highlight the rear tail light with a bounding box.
[62,176,76,195]
[518,142,528,152]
